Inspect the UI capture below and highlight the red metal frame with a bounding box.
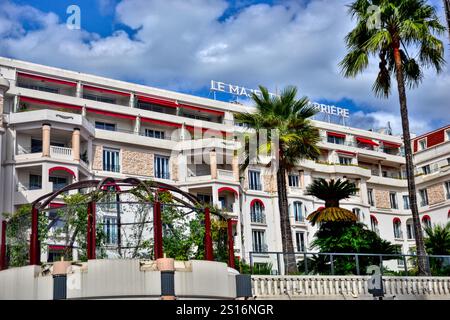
[0,221,6,270]
[227,219,235,269]
[153,201,163,259]
[87,201,97,260]
[29,207,40,265]
[204,207,214,261]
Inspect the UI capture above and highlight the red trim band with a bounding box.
[382,140,401,148]
[336,150,356,156]
[137,95,178,108]
[141,117,182,128]
[20,96,82,111]
[87,108,136,120]
[48,245,67,251]
[83,85,129,97]
[180,103,224,116]
[49,166,76,178]
[49,203,65,208]
[18,72,77,87]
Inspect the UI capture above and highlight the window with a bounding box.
[393,219,402,239]
[47,247,71,262]
[29,174,42,190]
[49,176,68,192]
[154,155,170,179]
[389,192,398,209]
[144,129,165,139]
[422,216,431,229]
[292,201,304,222]
[339,156,352,165]
[95,121,116,131]
[103,148,120,172]
[288,174,299,187]
[367,188,374,206]
[248,170,262,191]
[418,139,426,151]
[352,208,361,221]
[406,219,415,239]
[403,195,410,210]
[18,82,59,94]
[445,181,450,200]
[327,135,345,145]
[48,208,65,231]
[419,189,429,207]
[197,194,212,205]
[83,93,116,104]
[370,216,379,234]
[395,245,404,267]
[422,165,431,175]
[446,129,450,141]
[100,191,117,211]
[103,216,118,245]
[296,232,305,252]
[250,201,265,224]
[31,139,43,153]
[252,230,267,253]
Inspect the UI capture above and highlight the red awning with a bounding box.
[250,199,265,208]
[49,166,76,178]
[393,217,401,224]
[336,150,356,156]
[17,72,77,87]
[422,215,431,222]
[218,187,238,196]
[137,95,178,108]
[356,137,379,146]
[185,125,227,136]
[83,85,129,97]
[370,214,378,223]
[327,131,346,138]
[140,117,182,128]
[20,96,82,111]
[86,108,136,120]
[179,103,224,116]
[382,140,401,148]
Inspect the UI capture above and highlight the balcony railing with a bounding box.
[50,146,72,160]
[154,172,170,180]
[249,183,263,191]
[251,213,266,224]
[103,165,121,173]
[253,244,269,253]
[217,169,235,180]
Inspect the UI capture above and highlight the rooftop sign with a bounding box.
[210,80,350,118]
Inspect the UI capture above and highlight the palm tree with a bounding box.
[424,222,450,255]
[305,178,359,226]
[444,0,450,41]
[234,86,321,274]
[340,0,445,276]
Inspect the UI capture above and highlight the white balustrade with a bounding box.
[251,275,450,299]
[50,146,72,160]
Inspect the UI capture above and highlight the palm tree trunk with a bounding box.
[444,0,450,41]
[276,160,297,274]
[393,40,430,276]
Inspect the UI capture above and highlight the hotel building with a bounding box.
[0,57,449,269]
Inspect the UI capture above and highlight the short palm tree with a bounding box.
[305,178,359,226]
[340,0,445,276]
[234,86,321,274]
[424,222,450,255]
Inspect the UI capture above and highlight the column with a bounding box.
[210,150,217,179]
[134,115,141,134]
[76,81,82,98]
[87,138,93,170]
[129,93,135,108]
[378,161,382,176]
[299,170,305,189]
[42,123,51,157]
[72,128,80,161]
[232,154,239,182]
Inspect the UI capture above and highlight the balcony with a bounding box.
[217,169,235,181]
[50,146,72,160]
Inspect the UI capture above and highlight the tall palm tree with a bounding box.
[234,86,321,274]
[305,178,359,226]
[340,0,446,276]
[444,0,450,41]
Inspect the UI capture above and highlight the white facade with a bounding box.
[0,57,449,268]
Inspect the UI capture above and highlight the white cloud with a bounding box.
[0,0,448,135]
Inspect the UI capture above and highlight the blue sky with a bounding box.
[1,0,449,134]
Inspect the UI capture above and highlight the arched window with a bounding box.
[352,208,362,221]
[292,201,304,222]
[422,215,431,229]
[370,215,379,234]
[406,218,415,239]
[393,218,402,239]
[250,200,265,224]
